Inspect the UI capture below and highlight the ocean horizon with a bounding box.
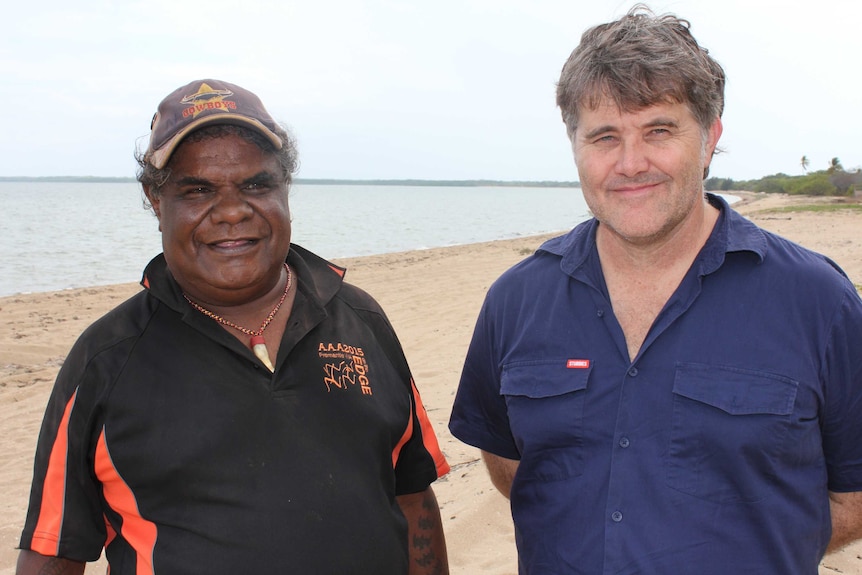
[1,182,591,297]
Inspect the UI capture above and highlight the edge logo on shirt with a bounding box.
[318,342,373,395]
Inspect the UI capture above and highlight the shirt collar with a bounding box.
[537,192,769,278]
[140,243,346,311]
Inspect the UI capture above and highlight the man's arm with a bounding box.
[827,490,862,553]
[396,487,449,575]
[16,550,85,575]
[481,450,519,499]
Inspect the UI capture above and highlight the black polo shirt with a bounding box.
[20,244,448,574]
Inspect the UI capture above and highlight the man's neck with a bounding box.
[596,198,720,361]
[596,199,719,276]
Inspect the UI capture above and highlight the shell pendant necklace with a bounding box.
[183,264,292,372]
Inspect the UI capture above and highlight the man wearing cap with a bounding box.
[16,79,450,575]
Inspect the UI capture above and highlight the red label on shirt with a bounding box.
[567,359,590,369]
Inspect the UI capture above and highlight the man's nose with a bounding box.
[211,190,253,223]
[615,138,649,177]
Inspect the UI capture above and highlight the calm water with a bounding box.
[0,182,590,296]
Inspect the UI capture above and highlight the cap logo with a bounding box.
[180,83,238,119]
[148,79,283,169]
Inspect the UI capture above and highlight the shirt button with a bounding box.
[628,367,638,377]
[611,511,623,522]
[597,309,604,318]
[619,437,630,448]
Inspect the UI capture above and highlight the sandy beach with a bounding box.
[1,192,860,574]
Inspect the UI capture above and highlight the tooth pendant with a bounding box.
[250,335,275,372]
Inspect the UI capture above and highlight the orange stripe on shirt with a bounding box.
[95,428,158,575]
[327,264,346,278]
[411,380,450,477]
[392,400,415,469]
[390,380,451,477]
[30,389,78,556]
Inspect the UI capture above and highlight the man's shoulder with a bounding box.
[69,290,159,364]
[722,209,857,312]
[750,223,851,286]
[54,290,159,396]
[490,223,592,293]
[331,281,391,326]
[718,202,848,282]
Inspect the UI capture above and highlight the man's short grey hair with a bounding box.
[556,4,725,138]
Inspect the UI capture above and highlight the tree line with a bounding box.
[706,157,862,196]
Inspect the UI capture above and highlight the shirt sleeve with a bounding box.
[392,378,451,494]
[354,303,450,494]
[449,296,521,460]
[821,283,862,492]
[18,337,108,562]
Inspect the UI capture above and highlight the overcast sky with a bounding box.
[2,0,859,182]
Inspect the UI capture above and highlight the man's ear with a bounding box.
[701,117,723,179]
[704,117,723,166]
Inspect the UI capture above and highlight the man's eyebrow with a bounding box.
[582,125,616,140]
[170,171,281,187]
[172,175,212,187]
[643,117,679,129]
[241,171,280,186]
[581,117,680,140]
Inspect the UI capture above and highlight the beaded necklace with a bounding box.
[183,263,292,372]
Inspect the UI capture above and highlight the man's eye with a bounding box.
[181,187,210,197]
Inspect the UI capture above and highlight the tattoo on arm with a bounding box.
[407,492,447,575]
[36,557,80,575]
[40,559,68,575]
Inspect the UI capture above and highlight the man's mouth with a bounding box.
[208,238,258,250]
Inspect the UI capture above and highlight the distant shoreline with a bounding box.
[0,176,581,188]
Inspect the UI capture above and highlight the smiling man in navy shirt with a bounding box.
[449,5,862,574]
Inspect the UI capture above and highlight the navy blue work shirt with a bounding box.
[449,194,862,574]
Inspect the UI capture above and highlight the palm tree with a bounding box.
[800,155,810,173]
[828,157,843,173]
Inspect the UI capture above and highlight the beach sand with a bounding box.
[1,192,860,574]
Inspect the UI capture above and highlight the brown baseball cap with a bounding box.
[146,79,283,169]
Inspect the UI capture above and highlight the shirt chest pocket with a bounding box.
[501,361,591,481]
[666,363,799,503]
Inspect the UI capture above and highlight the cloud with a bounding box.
[1,0,859,179]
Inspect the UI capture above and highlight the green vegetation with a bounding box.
[707,157,861,197]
